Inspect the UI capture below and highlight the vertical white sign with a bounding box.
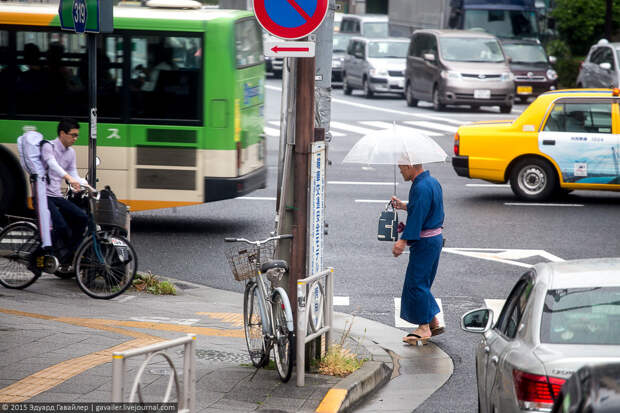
[309,141,325,276]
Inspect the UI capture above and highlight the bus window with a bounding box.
[130,34,202,122]
[235,19,263,68]
[0,31,8,115]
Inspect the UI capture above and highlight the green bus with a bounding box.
[0,1,266,215]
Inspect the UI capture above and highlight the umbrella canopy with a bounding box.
[342,125,448,165]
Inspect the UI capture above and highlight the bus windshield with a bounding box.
[464,10,539,39]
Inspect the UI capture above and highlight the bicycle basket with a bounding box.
[225,243,274,282]
[94,187,128,231]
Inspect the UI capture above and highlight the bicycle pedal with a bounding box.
[42,255,59,273]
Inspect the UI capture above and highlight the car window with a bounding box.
[600,47,615,68]
[543,102,613,133]
[439,37,505,63]
[541,287,620,345]
[590,48,604,64]
[367,41,408,58]
[429,35,438,55]
[504,279,534,338]
[412,34,428,58]
[495,275,531,333]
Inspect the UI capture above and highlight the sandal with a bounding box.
[403,333,431,346]
[431,326,445,337]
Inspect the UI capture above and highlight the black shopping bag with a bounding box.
[377,201,398,242]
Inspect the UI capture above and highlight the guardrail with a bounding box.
[296,267,334,387]
[112,334,196,412]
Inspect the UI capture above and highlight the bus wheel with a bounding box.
[0,162,16,216]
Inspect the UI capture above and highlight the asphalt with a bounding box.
[0,273,453,412]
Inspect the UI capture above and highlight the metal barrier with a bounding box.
[296,268,334,387]
[112,334,196,412]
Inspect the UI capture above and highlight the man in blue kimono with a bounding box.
[391,163,444,345]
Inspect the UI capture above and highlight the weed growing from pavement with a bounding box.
[132,271,177,295]
[318,317,366,377]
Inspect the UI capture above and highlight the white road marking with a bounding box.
[328,181,399,186]
[265,84,488,125]
[484,299,506,320]
[130,316,200,326]
[466,184,510,188]
[405,121,458,133]
[394,298,444,329]
[237,196,277,201]
[268,120,345,136]
[330,121,380,135]
[333,296,349,306]
[355,199,390,203]
[443,247,565,268]
[505,202,584,207]
[359,121,442,137]
[264,127,280,137]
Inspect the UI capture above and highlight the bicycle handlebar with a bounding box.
[224,234,293,245]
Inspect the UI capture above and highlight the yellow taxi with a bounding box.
[452,89,620,201]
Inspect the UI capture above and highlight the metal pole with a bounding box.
[111,353,124,402]
[296,282,307,387]
[183,335,196,412]
[87,33,97,188]
[325,268,334,352]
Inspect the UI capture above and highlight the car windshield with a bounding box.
[362,22,389,38]
[464,10,539,39]
[503,43,548,64]
[333,35,350,53]
[367,41,408,58]
[440,38,505,63]
[541,287,620,345]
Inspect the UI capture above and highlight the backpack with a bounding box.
[17,131,51,177]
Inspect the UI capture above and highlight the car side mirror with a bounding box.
[600,62,612,71]
[548,55,557,64]
[423,53,435,62]
[461,308,494,333]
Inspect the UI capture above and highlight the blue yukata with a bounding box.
[399,170,444,325]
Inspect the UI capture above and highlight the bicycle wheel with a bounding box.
[243,281,267,367]
[74,233,137,299]
[272,290,294,382]
[0,222,41,289]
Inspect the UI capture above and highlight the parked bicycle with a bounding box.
[0,184,137,299]
[225,234,295,382]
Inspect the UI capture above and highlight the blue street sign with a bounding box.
[72,0,87,33]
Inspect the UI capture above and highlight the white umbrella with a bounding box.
[342,124,448,166]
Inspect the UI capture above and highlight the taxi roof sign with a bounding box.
[253,0,328,40]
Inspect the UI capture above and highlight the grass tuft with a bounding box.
[132,271,177,295]
[318,318,366,377]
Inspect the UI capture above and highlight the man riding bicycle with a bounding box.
[44,118,88,264]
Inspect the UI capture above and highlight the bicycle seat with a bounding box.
[261,260,288,274]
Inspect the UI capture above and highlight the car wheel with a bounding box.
[510,157,557,201]
[432,86,445,111]
[343,75,352,95]
[517,96,528,104]
[363,78,374,98]
[500,104,512,114]
[405,82,418,107]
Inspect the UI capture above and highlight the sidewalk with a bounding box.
[0,274,453,412]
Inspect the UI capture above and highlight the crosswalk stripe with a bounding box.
[394,298,444,329]
[264,127,280,137]
[330,121,379,135]
[359,121,442,137]
[405,121,458,133]
[484,299,506,320]
[268,120,345,137]
[333,296,349,306]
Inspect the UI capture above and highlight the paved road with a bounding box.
[131,77,620,412]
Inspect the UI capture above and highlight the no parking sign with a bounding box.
[253,0,328,40]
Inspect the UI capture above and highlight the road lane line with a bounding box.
[330,121,380,135]
[405,121,458,133]
[268,120,345,136]
[355,199,390,203]
[359,121,442,136]
[264,127,280,136]
[333,296,349,306]
[466,184,510,188]
[238,196,277,201]
[329,181,399,186]
[394,298,444,329]
[504,202,584,207]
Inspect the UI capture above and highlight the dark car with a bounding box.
[331,32,351,87]
[552,363,620,413]
[501,39,558,103]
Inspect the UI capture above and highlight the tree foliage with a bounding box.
[552,0,620,55]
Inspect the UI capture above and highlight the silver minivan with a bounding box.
[405,29,515,113]
[343,37,409,98]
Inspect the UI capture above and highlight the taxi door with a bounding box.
[538,98,620,186]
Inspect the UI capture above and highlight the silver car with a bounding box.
[461,258,620,413]
[343,37,409,98]
[576,39,620,89]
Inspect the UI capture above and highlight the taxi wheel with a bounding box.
[510,158,557,202]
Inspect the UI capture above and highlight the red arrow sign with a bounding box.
[271,46,310,53]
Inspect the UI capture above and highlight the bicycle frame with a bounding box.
[252,271,294,338]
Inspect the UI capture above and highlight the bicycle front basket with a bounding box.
[225,243,274,282]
